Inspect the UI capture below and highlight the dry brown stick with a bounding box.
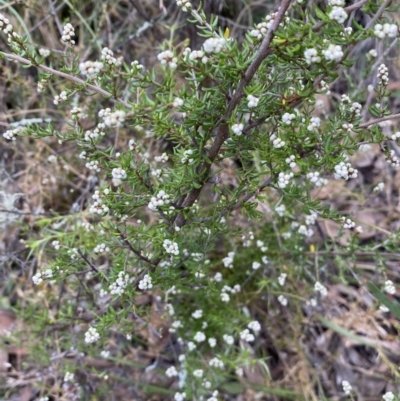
[173,0,293,228]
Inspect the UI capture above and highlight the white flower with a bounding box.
[163,239,179,255]
[281,112,296,125]
[248,320,261,333]
[176,0,192,11]
[285,155,296,169]
[101,47,117,65]
[377,64,389,86]
[138,274,153,290]
[64,371,74,382]
[223,334,234,345]
[341,217,355,229]
[221,292,230,302]
[307,172,327,187]
[194,331,206,342]
[278,273,287,286]
[100,350,110,358]
[334,162,358,180]
[79,60,104,78]
[94,243,110,253]
[155,153,169,163]
[240,329,255,342]
[166,366,178,377]
[103,110,126,128]
[278,295,288,306]
[384,280,396,295]
[61,23,75,45]
[208,337,217,347]
[374,182,385,192]
[382,392,395,401]
[222,251,235,268]
[193,369,203,378]
[112,167,127,180]
[307,117,321,131]
[32,272,43,285]
[374,23,398,39]
[181,149,194,164]
[252,261,261,270]
[314,281,328,297]
[109,271,129,295]
[0,14,13,34]
[304,48,320,64]
[275,204,286,216]
[277,171,294,188]
[174,392,186,401]
[39,48,50,57]
[54,91,67,105]
[247,94,259,108]
[322,44,343,62]
[232,123,244,136]
[148,190,171,210]
[328,6,348,24]
[379,304,389,313]
[270,133,285,148]
[173,98,184,108]
[203,37,226,54]
[386,150,400,168]
[342,380,352,395]
[85,327,100,344]
[209,357,224,369]
[192,309,203,319]
[157,50,178,69]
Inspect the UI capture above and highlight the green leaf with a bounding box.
[314,6,330,23]
[368,282,400,320]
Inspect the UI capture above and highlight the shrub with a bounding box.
[1,0,400,399]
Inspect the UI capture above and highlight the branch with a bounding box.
[0,51,131,109]
[118,230,159,266]
[358,113,400,128]
[173,0,293,227]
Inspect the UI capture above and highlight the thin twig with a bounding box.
[118,230,158,266]
[358,112,400,128]
[0,51,131,109]
[77,249,103,277]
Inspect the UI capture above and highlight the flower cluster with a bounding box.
[157,50,178,68]
[384,280,395,294]
[61,23,75,45]
[377,64,389,86]
[54,91,67,105]
[314,281,328,297]
[89,190,109,215]
[341,217,355,229]
[176,0,191,11]
[277,172,293,188]
[0,13,13,35]
[232,123,244,136]
[203,37,226,54]
[85,327,100,344]
[322,44,343,62]
[304,48,320,64]
[138,274,153,290]
[148,190,170,210]
[328,6,348,24]
[109,272,129,295]
[101,47,117,65]
[334,162,358,180]
[247,94,259,108]
[79,60,104,78]
[3,127,22,141]
[99,108,126,128]
[163,239,179,255]
[374,23,398,39]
